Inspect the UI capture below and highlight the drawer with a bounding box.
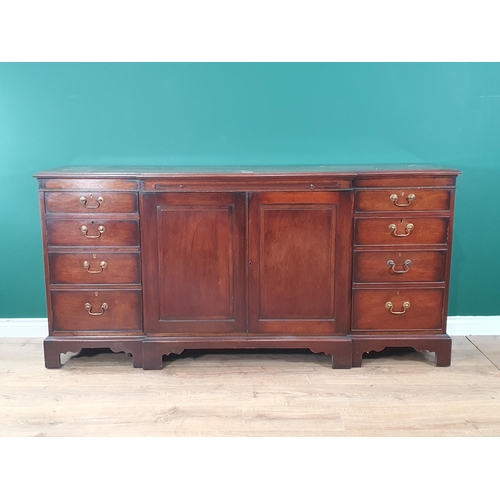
[49,252,141,285]
[351,288,444,331]
[41,179,139,191]
[45,192,138,214]
[355,189,450,212]
[46,219,139,247]
[353,250,447,283]
[51,289,142,332]
[354,175,458,188]
[354,217,448,246]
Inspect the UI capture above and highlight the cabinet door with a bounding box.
[248,191,351,334]
[142,192,246,334]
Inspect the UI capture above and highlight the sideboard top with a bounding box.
[34,164,462,178]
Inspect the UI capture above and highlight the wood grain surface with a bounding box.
[46,219,140,247]
[351,288,444,331]
[355,188,450,212]
[1,336,499,437]
[45,191,138,214]
[354,217,449,246]
[51,290,142,333]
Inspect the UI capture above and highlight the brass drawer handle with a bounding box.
[83,260,107,274]
[80,195,104,209]
[390,193,415,207]
[385,301,410,314]
[389,223,414,237]
[84,302,108,315]
[387,259,412,274]
[80,225,105,238]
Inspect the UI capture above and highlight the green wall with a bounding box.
[0,63,498,317]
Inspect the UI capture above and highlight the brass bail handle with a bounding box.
[85,302,108,316]
[83,260,107,274]
[80,195,104,209]
[387,259,412,274]
[390,193,415,207]
[81,225,105,238]
[385,301,410,314]
[389,223,414,237]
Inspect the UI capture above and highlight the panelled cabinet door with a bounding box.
[142,192,246,334]
[248,191,352,335]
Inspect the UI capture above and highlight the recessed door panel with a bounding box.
[248,191,351,334]
[259,206,334,319]
[142,192,246,334]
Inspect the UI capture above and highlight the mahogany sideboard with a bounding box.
[35,165,460,369]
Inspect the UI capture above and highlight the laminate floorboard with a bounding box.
[467,336,500,370]
[1,337,499,436]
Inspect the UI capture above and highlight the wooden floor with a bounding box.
[1,336,499,436]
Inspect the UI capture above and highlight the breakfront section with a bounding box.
[35,165,459,370]
[139,179,354,369]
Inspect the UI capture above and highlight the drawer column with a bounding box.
[37,178,144,368]
[351,176,458,366]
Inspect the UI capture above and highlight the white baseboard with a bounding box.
[0,318,49,338]
[446,316,500,337]
[0,316,498,338]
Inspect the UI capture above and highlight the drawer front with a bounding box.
[46,219,139,247]
[45,192,138,214]
[354,175,457,188]
[356,189,450,212]
[354,217,449,246]
[351,288,444,331]
[42,179,139,191]
[51,290,142,332]
[49,252,141,285]
[353,250,447,283]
